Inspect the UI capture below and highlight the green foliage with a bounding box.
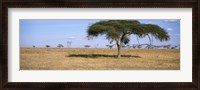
[141,24,170,41]
[87,20,170,58]
[87,20,169,43]
[87,20,142,41]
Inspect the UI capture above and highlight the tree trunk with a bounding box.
[147,34,152,49]
[117,44,121,58]
[116,33,126,58]
[147,34,152,45]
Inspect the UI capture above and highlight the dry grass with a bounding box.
[20,48,180,70]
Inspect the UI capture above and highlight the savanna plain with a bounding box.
[20,48,180,70]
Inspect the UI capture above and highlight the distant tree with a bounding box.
[122,45,126,48]
[67,41,72,48]
[84,45,91,48]
[33,45,36,48]
[171,45,179,49]
[145,44,154,49]
[106,44,115,49]
[126,44,131,48]
[132,44,137,48]
[45,45,50,48]
[137,44,142,49]
[171,47,175,49]
[57,44,64,48]
[163,44,171,49]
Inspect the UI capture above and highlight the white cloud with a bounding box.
[67,36,76,39]
[66,36,84,41]
[167,28,173,31]
[163,19,179,23]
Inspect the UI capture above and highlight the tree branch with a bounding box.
[120,33,127,45]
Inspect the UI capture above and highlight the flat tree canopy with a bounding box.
[87,20,170,58]
[57,44,64,48]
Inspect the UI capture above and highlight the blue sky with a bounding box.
[20,19,180,48]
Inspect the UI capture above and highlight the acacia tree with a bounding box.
[84,45,91,48]
[57,44,64,48]
[33,45,36,48]
[45,45,50,48]
[87,20,169,58]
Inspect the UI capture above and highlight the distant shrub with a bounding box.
[57,44,64,48]
[45,45,50,48]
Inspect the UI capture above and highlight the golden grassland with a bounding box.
[20,48,180,70]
